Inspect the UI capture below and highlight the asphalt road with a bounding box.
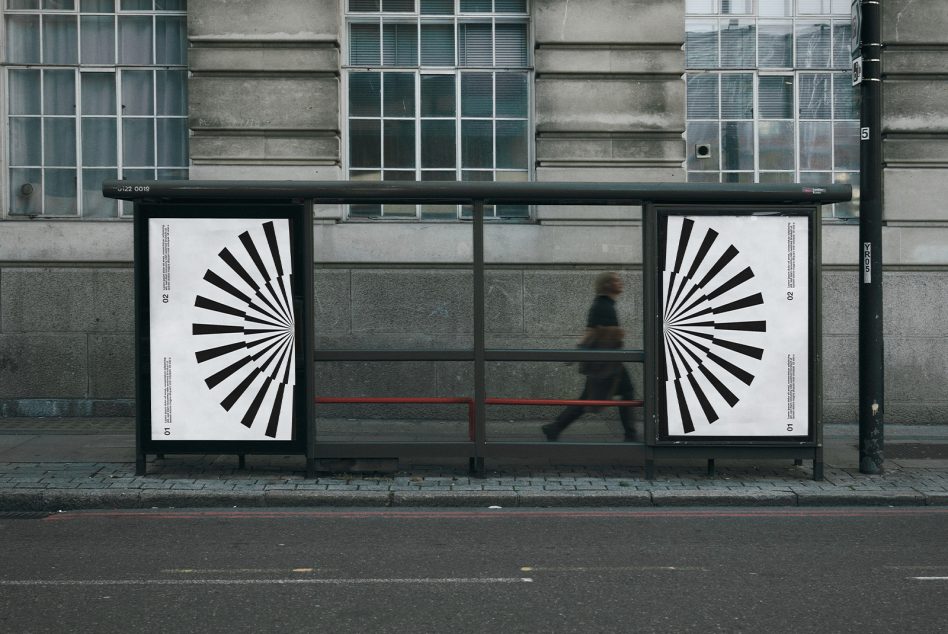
[1,507,946,633]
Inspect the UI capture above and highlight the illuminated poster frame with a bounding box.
[133,202,313,471]
[646,205,820,445]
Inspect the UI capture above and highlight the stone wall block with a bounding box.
[536,78,685,133]
[821,270,858,336]
[883,169,948,222]
[190,47,338,73]
[189,0,339,39]
[821,334,858,404]
[91,269,134,333]
[884,336,948,402]
[485,271,524,334]
[523,270,639,337]
[534,0,683,44]
[314,269,351,334]
[190,76,338,131]
[884,272,948,336]
[535,48,682,74]
[89,335,135,398]
[884,81,948,133]
[1,269,94,333]
[350,270,473,334]
[882,1,948,44]
[0,334,88,398]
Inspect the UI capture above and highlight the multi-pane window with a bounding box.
[685,0,858,217]
[4,0,188,218]
[346,0,531,220]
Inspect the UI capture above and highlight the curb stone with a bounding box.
[650,489,797,506]
[794,490,927,506]
[263,490,392,507]
[391,490,520,507]
[515,490,652,507]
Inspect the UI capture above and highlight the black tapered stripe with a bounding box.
[669,329,711,355]
[219,248,259,291]
[673,320,715,329]
[714,320,767,332]
[660,335,670,381]
[247,300,288,326]
[281,338,294,385]
[712,292,764,315]
[687,373,718,424]
[204,355,252,389]
[195,295,245,319]
[712,336,764,360]
[696,245,739,290]
[240,378,270,428]
[204,270,251,304]
[698,364,739,407]
[672,304,715,323]
[686,229,718,280]
[264,279,291,323]
[673,218,694,274]
[666,285,704,323]
[666,339,683,381]
[263,221,284,277]
[705,267,755,302]
[239,231,271,283]
[663,272,678,321]
[257,336,290,373]
[220,368,260,412]
[195,341,246,363]
[667,272,691,320]
[253,287,285,325]
[668,290,712,322]
[270,340,292,383]
[265,383,286,438]
[244,327,286,335]
[676,327,714,342]
[707,351,754,385]
[674,380,695,433]
[668,329,704,366]
[251,332,291,362]
[276,276,293,321]
[193,323,244,335]
[245,332,284,349]
[670,333,695,376]
[244,314,289,329]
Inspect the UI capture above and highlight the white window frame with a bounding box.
[343,1,533,221]
[2,0,189,219]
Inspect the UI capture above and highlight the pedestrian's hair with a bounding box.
[594,271,618,295]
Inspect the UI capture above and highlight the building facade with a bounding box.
[1,0,946,425]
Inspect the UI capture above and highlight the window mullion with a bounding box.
[415,70,421,218]
[74,68,82,214]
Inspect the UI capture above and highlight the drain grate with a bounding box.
[0,511,51,520]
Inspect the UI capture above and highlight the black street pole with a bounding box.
[857,0,884,474]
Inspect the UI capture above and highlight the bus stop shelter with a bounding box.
[104,180,850,480]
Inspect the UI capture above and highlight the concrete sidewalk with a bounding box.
[1,419,946,511]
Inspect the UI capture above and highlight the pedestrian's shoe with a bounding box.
[541,423,560,442]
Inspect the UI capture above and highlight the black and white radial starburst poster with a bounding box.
[661,214,808,437]
[148,218,296,441]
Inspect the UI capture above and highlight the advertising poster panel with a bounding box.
[658,211,810,440]
[147,217,297,441]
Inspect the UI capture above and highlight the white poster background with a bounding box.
[148,217,295,441]
[662,215,808,437]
